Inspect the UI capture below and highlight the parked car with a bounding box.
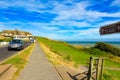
[30,39,35,43]
[8,39,24,51]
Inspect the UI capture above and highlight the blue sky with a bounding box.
[0,0,120,41]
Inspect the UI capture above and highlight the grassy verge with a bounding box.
[37,37,120,80]
[37,37,92,66]
[37,37,120,67]
[2,43,35,80]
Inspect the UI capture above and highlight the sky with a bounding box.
[0,0,120,41]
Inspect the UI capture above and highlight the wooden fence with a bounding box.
[80,57,104,80]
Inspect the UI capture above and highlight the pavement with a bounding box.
[17,43,61,80]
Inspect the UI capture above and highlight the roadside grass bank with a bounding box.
[37,37,120,80]
[37,37,120,68]
[1,43,35,80]
[37,37,92,67]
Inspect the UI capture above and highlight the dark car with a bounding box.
[8,39,24,51]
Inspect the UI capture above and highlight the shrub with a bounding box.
[3,38,12,42]
[0,37,12,42]
[83,47,107,56]
[90,48,106,55]
[94,42,120,56]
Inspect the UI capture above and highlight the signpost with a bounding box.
[99,21,120,35]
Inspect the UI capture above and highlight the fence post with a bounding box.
[100,58,104,80]
[87,57,93,80]
[96,59,100,80]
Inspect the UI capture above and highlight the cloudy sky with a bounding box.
[0,0,120,41]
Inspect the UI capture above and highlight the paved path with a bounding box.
[17,43,61,80]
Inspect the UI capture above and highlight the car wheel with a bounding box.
[19,46,23,51]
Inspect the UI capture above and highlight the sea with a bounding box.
[66,41,120,48]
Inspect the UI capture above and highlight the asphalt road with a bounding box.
[0,42,31,62]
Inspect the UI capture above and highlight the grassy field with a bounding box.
[37,37,120,80]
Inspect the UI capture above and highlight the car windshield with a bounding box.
[11,40,21,43]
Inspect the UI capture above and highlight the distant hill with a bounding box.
[2,30,32,35]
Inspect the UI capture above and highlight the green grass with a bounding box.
[105,59,120,68]
[37,37,93,66]
[37,37,120,80]
[37,37,120,67]
[103,70,120,80]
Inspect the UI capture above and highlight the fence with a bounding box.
[87,57,104,80]
[80,57,104,80]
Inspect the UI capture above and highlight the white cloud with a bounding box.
[0,23,5,31]
[0,0,45,12]
[1,0,120,22]
[49,1,120,23]
[0,0,120,40]
[50,20,90,27]
[111,0,120,7]
[1,21,120,41]
[97,20,120,27]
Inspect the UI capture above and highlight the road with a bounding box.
[0,42,31,62]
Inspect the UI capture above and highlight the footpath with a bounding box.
[17,43,61,80]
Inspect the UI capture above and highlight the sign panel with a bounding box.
[99,22,120,35]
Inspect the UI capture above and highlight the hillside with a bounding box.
[37,37,120,80]
[2,30,32,35]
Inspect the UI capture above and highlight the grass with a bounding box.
[37,37,120,80]
[105,59,120,68]
[2,43,35,80]
[37,37,120,67]
[103,70,120,80]
[37,37,93,66]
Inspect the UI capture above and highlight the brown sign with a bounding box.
[99,22,120,35]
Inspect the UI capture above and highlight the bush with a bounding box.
[0,37,12,42]
[83,47,107,56]
[90,48,106,55]
[94,42,120,56]
[3,38,12,42]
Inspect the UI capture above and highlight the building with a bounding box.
[0,29,33,40]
